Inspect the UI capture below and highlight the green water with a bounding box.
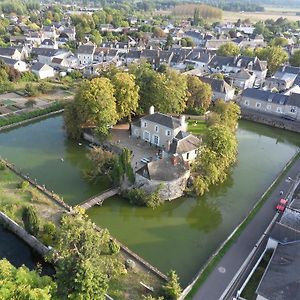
[0,116,299,286]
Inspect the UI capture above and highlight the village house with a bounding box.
[228,69,256,89]
[77,43,96,65]
[31,62,55,79]
[40,39,58,49]
[0,47,22,60]
[199,76,235,101]
[239,88,300,120]
[0,56,27,72]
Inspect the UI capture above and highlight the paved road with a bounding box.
[192,151,300,300]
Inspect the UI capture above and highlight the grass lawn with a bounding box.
[241,250,273,300]
[0,166,64,226]
[109,260,163,300]
[187,119,207,136]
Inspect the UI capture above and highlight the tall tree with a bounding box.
[22,206,40,237]
[64,78,118,140]
[290,50,300,67]
[111,72,139,122]
[217,42,240,57]
[162,270,182,300]
[255,46,288,75]
[187,75,212,111]
[0,259,56,300]
[51,207,122,300]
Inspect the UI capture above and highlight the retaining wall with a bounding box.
[0,211,49,256]
[241,108,300,133]
[0,109,64,132]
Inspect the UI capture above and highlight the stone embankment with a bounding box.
[241,108,300,133]
[0,211,49,256]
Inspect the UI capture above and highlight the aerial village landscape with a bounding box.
[0,0,300,299]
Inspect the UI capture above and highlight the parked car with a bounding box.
[276,198,288,213]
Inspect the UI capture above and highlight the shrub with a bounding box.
[40,222,57,246]
[38,82,52,94]
[0,161,6,170]
[19,180,29,190]
[24,83,39,96]
[162,270,182,300]
[22,206,40,236]
[108,239,120,254]
[21,71,38,82]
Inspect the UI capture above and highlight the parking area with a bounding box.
[109,123,159,170]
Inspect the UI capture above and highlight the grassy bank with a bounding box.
[185,151,300,299]
[0,102,64,128]
[187,119,208,136]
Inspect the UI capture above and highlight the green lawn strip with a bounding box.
[187,119,207,136]
[0,102,65,128]
[185,151,300,299]
[240,250,273,300]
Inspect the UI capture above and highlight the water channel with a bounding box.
[0,115,299,285]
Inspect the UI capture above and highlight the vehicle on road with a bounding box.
[276,198,288,213]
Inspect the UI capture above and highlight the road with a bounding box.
[192,151,300,300]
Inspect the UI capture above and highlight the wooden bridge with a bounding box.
[80,187,120,210]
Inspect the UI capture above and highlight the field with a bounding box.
[187,119,208,136]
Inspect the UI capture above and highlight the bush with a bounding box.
[108,239,120,254]
[21,71,38,82]
[38,82,53,94]
[22,206,40,236]
[40,222,57,246]
[24,83,39,96]
[0,161,6,170]
[162,270,182,300]
[19,180,29,190]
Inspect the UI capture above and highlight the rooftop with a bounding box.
[141,112,183,130]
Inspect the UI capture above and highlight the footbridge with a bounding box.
[80,187,120,210]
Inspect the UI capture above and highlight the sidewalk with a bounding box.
[192,153,300,300]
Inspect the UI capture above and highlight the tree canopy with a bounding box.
[290,50,300,67]
[217,42,240,57]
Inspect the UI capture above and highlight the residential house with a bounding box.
[77,43,96,65]
[0,47,22,60]
[228,69,256,89]
[31,48,72,65]
[31,62,55,79]
[41,25,57,40]
[131,106,187,151]
[183,30,204,46]
[40,39,58,49]
[184,49,215,72]
[124,50,141,65]
[199,76,235,101]
[170,48,192,71]
[239,88,300,120]
[0,56,27,72]
[141,49,174,69]
[265,66,300,92]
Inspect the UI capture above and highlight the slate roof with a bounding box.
[241,89,289,105]
[31,62,50,71]
[169,133,202,154]
[229,69,253,80]
[199,76,234,94]
[0,47,18,57]
[280,208,300,232]
[0,56,20,66]
[256,242,300,300]
[208,55,237,69]
[31,47,58,57]
[126,50,141,59]
[77,44,95,55]
[270,222,300,244]
[41,39,55,46]
[141,113,182,129]
[137,155,188,181]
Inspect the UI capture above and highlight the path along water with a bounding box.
[0,115,299,286]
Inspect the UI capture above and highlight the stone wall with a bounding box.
[241,108,300,133]
[0,211,49,256]
[135,170,190,201]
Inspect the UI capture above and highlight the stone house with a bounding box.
[40,39,58,49]
[31,62,55,79]
[131,106,187,151]
[228,69,256,89]
[0,56,27,72]
[185,49,215,72]
[0,47,22,60]
[199,76,235,101]
[77,43,96,65]
[239,88,300,120]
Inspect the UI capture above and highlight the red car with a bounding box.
[276,198,288,212]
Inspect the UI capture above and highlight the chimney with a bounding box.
[171,153,179,166]
[149,106,154,115]
[180,115,186,127]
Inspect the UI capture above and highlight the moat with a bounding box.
[0,115,299,286]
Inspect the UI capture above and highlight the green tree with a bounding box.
[64,78,118,140]
[0,259,56,300]
[217,42,240,57]
[270,37,288,47]
[22,206,40,236]
[51,207,121,300]
[165,33,173,50]
[187,75,212,111]
[162,270,182,300]
[111,72,139,121]
[241,47,255,57]
[255,46,288,75]
[290,50,300,67]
